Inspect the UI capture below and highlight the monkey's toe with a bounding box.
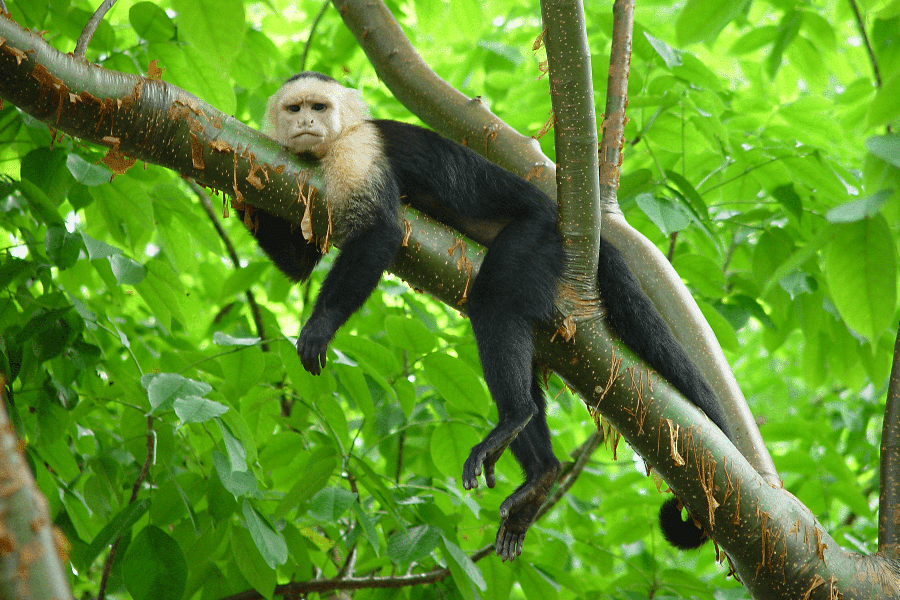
[495,521,525,561]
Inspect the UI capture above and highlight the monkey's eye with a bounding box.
[286,104,301,113]
[312,103,327,112]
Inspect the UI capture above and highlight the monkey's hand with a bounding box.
[495,463,558,562]
[462,414,532,490]
[297,321,332,375]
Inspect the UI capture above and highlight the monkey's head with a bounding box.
[264,72,370,158]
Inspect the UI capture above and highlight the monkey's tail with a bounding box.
[659,497,708,549]
[596,235,730,549]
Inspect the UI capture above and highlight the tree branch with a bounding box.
[0,379,74,600]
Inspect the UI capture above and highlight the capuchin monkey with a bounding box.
[250,71,731,560]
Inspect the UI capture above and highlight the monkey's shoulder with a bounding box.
[321,121,390,203]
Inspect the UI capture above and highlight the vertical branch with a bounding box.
[598,0,633,207]
[539,0,601,297]
[879,322,900,556]
[0,380,74,600]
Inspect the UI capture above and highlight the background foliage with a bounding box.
[1,0,899,598]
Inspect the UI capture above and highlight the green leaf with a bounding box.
[868,71,900,127]
[308,486,356,521]
[66,153,112,186]
[109,254,145,285]
[636,193,691,236]
[676,0,749,45]
[422,353,489,417]
[45,226,82,269]
[672,254,726,299]
[232,526,276,599]
[146,373,212,414]
[18,179,64,227]
[129,1,176,42]
[242,500,288,569]
[442,536,486,591]
[865,135,900,168]
[386,525,441,564]
[385,315,438,355]
[220,261,271,297]
[273,448,337,520]
[78,499,151,573]
[430,422,480,479]
[217,419,247,472]
[121,526,187,600]
[351,501,381,555]
[174,396,228,423]
[644,32,682,68]
[81,233,121,260]
[213,450,258,498]
[823,216,897,341]
[825,192,890,223]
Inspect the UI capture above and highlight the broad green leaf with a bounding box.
[385,315,438,355]
[635,193,691,236]
[387,525,441,563]
[45,226,82,269]
[147,373,212,414]
[430,422,480,479]
[823,216,897,341]
[232,526,276,599]
[173,396,228,423]
[868,71,900,127]
[273,448,338,520]
[242,500,288,568]
[351,501,381,555]
[213,450,258,498]
[308,486,356,522]
[676,0,749,45]
[866,135,900,168]
[422,352,490,417]
[66,153,112,186]
[442,536,486,591]
[217,419,247,472]
[826,192,890,223]
[121,526,187,600]
[672,254,726,299]
[78,499,151,573]
[129,1,176,42]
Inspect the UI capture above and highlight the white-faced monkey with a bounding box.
[248,71,731,560]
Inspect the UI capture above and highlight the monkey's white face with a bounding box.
[269,84,341,157]
[265,78,370,160]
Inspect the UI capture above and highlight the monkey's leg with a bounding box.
[462,218,563,490]
[494,376,559,561]
[297,214,403,375]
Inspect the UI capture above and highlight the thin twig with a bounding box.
[847,0,882,88]
[75,0,118,59]
[300,0,332,71]
[98,416,154,600]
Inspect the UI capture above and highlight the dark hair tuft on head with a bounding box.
[286,71,338,84]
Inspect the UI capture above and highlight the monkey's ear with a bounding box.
[263,90,281,137]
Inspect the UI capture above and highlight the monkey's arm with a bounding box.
[297,209,404,375]
[240,208,324,282]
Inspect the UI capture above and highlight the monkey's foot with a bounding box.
[494,464,559,561]
[462,415,532,490]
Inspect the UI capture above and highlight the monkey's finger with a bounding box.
[483,463,496,488]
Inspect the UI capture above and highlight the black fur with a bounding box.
[249,73,729,558]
